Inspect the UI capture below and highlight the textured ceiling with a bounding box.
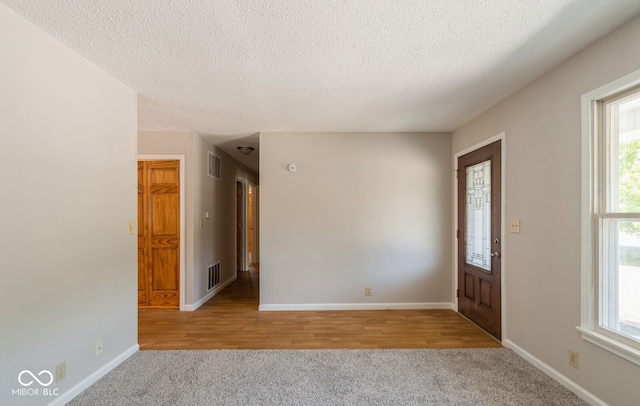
[3,0,640,170]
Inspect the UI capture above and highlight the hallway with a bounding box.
[138,267,501,350]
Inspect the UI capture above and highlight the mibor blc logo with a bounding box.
[12,370,59,397]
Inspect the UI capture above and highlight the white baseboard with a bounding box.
[258,302,454,311]
[48,344,138,406]
[503,339,606,406]
[182,274,237,311]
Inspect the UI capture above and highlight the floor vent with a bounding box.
[208,263,221,290]
[208,152,221,179]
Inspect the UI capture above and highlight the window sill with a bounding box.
[577,326,640,367]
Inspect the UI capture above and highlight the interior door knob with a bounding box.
[490,252,501,258]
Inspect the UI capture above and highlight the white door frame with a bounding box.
[452,132,507,341]
[138,154,187,311]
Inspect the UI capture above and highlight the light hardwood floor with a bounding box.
[138,266,501,350]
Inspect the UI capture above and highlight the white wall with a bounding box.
[452,14,640,406]
[0,4,138,406]
[260,132,452,309]
[139,132,258,309]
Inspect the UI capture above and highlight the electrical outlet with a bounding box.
[510,219,521,234]
[569,350,579,368]
[55,361,66,382]
[95,339,103,357]
[127,220,134,235]
[365,286,372,296]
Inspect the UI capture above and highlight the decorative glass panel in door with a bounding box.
[465,160,492,271]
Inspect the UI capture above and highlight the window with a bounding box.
[597,88,640,343]
[580,71,640,366]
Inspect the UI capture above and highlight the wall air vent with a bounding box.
[208,262,221,291]
[208,152,221,179]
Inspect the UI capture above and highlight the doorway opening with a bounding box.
[248,183,258,266]
[237,180,259,273]
[236,180,245,272]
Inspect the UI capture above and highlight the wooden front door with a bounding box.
[138,160,180,308]
[457,141,501,339]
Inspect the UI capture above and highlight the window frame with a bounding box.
[579,69,640,367]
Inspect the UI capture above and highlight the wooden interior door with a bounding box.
[138,160,180,308]
[137,162,148,306]
[247,185,254,264]
[457,141,501,339]
[236,181,244,272]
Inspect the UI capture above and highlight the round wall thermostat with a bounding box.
[287,164,298,173]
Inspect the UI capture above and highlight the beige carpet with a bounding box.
[68,348,587,405]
